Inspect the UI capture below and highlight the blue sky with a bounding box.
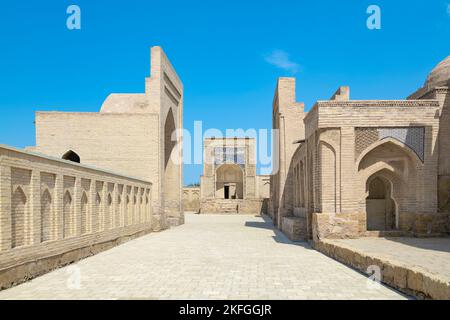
[0,0,449,185]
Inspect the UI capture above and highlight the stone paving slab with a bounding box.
[0,214,407,300]
[315,237,450,299]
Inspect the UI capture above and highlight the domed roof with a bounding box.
[100,94,150,113]
[425,55,450,89]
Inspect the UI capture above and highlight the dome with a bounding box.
[424,55,450,90]
[100,94,150,113]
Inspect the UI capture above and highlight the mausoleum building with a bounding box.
[269,56,450,241]
[199,138,269,214]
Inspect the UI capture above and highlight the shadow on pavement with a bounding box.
[244,215,312,249]
[384,237,450,253]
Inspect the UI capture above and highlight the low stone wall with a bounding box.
[281,216,307,241]
[312,212,362,240]
[399,212,450,236]
[0,145,155,289]
[314,239,450,300]
[200,199,267,214]
[312,212,450,240]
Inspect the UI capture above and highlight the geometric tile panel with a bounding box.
[214,147,246,169]
[355,128,379,158]
[355,127,425,162]
[378,127,424,162]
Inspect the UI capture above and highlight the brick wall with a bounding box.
[0,145,153,289]
[183,187,200,212]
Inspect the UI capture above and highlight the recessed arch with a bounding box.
[357,138,423,171]
[365,171,398,231]
[62,150,81,163]
[215,163,244,199]
[164,107,180,214]
[105,193,113,230]
[125,195,131,226]
[81,192,89,235]
[357,139,420,232]
[63,191,73,238]
[318,140,337,213]
[41,188,52,242]
[11,186,27,248]
[93,192,101,232]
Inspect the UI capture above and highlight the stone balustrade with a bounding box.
[0,145,153,289]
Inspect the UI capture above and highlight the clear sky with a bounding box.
[0,0,449,185]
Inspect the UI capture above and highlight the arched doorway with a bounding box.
[366,175,396,231]
[358,139,423,232]
[11,187,27,248]
[215,164,244,199]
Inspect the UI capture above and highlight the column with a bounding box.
[30,169,41,245]
[73,177,82,236]
[130,187,135,225]
[89,180,96,233]
[0,165,12,251]
[54,174,64,240]
[101,182,107,231]
[340,127,358,213]
[112,183,118,228]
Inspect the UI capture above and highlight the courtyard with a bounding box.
[0,214,408,300]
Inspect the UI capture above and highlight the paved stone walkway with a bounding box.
[0,214,408,300]
[328,237,450,279]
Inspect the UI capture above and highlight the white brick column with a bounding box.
[54,174,64,240]
[101,183,107,231]
[30,169,41,245]
[121,186,125,226]
[147,187,153,224]
[277,115,286,226]
[89,180,96,233]
[0,165,12,251]
[340,127,358,213]
[74,177,81,236]
[130,187,135,225]
[112,183,117,228]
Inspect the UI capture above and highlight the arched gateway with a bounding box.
[366,175,396,231]
[215,164,244,199]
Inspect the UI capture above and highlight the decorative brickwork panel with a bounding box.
[355,128,379,159]
[1,145,153,289]
[214,147,246,169]
[378,127,424,161]
[355,127,425,162]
